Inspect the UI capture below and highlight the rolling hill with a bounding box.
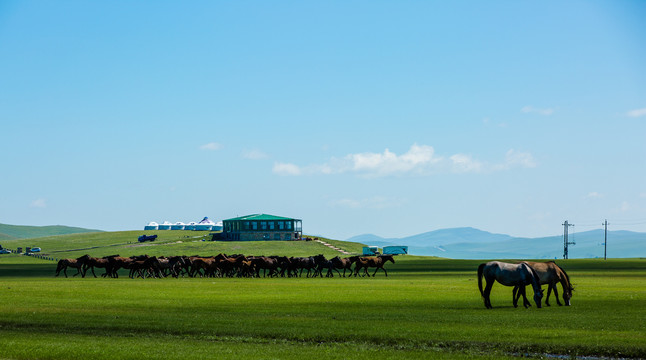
[348,227,646,259]
[0,223,102,240]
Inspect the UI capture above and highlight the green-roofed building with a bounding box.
[221,214,302,241]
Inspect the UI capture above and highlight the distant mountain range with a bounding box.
[0,223,102,241]
[346,227,646,259]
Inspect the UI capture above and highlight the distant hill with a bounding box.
[347,227,646,259]
[0,223,102,240]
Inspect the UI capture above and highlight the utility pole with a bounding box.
[603,219,609,260]
[563,220,575,259]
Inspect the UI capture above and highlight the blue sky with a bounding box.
[1,1,645,239]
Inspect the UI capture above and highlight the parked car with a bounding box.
[0,249,11,254]
[30,247,41,252]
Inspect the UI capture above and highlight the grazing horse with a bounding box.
[513,261,573,307]
[478,261,543,309]
[55,256,86,277]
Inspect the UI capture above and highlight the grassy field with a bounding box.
[0,232,645,359]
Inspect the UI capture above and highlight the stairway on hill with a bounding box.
[314,239,351,255]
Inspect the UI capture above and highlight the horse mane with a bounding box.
[554,263,574,291]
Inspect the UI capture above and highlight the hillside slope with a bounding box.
[0,223,103,240]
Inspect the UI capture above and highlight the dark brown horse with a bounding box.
[290,256,321,277]
[55,256,85,277]
[81,255,113,278]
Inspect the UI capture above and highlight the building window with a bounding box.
[278,221,284,230]
[252,222,258,230]
[286,221,292,230]
[274,233,280,240]
[243,221,250,230]
[269,221,275,230]
[261,221,267,230]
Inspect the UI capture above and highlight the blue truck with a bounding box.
[138,234,158,242]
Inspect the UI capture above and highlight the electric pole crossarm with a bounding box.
[563,220,575,259]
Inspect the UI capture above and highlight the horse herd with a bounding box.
[55,254,572,309]
[54,253,396,279]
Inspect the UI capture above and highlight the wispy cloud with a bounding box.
[626,108,646,118]
[30,198,47,208]
[329,196,406,209]
[273,144,536,177]
[521,106,554,116]
[501,149,537,169]
[585,192,604,199]
[450,154,483,173]
[200,142,223,151]
[241,149,269,160]
[273,162,302,176]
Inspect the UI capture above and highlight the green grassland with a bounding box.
[0,231,645,359]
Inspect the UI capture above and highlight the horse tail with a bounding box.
[55,260,65,275]
[477,263,486,297]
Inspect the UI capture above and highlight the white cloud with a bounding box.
[585,192,604,199]
[273,162,302,176]
[274,144,536,177]
[502,149,537,169]
[626,108,646,118]
[521,106,554,116]
[200,142,223,151]
[450,154,483,173]
[345,144,440,176]
[242,149,268,160]
[30,198,47,208]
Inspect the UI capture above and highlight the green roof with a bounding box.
[223,214,301,222]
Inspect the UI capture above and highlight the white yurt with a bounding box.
[158,221,172,230]
[185,222,197,231]
[195,217,215,231]
[144,222,159,230]
[171,222,186,230]
[212,221,223,231]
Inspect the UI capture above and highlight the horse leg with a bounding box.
[553,283,563,306]
[483,280,494,309]
[512,286,520,308]
[521,286,531,308]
